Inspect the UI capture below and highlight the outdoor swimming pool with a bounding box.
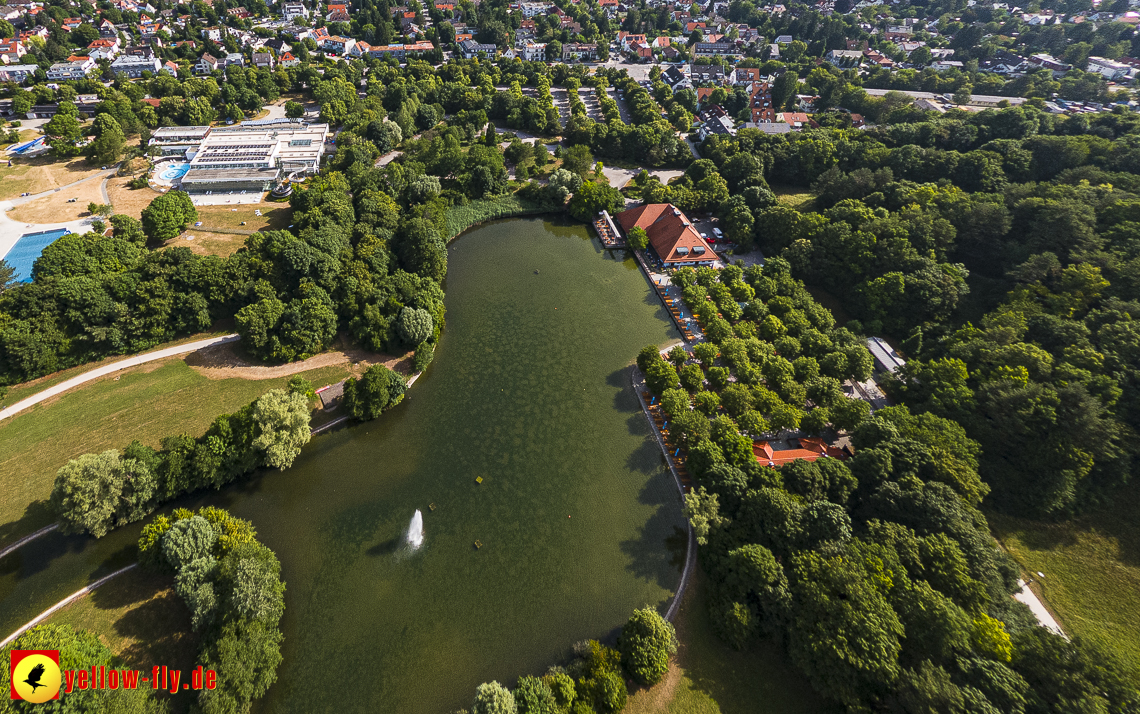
[157,162,190,182]
[2,228,69,282]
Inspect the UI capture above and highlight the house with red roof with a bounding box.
[753,437,847,467]
[615,204,720,267]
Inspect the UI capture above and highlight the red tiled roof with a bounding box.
[753,437,846,467]
[616,204,717,265]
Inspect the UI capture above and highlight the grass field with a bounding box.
[989,480,1140,678]
[625,569,830,714]
[0,155,105,201]
[194,204,292,233]
[0,358,354,541]
[44,567,199,712]
[107,175,160,219]
[8,173,107,223]
[163,230,248,257]
[769,185,815,211]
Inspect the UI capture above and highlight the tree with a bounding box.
[397,306,433,345]
[198,619,284,713]
[0,258,17,293]
[561,144,594,177]
[109,214,146,244]
[618,607,678,686]
[251,389,311,469]
[162,515,218,570]
[90,114,125,165]
[513,676,557,714]
[627,226,649,250]
[51,450,127,537]
[645,358,680,394]
[141,191,197,241]
[87,202,114,218]
[284,101,305,118]
[343,364,407,421]
[472,681,517,714]
[568,181,625,222]
[43,111,83,156]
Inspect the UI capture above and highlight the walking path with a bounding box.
[631,366,696,622]
[0,523,58,561]
[0,564,138,649]
[1014,579,1067,637]
[0,334,240,422]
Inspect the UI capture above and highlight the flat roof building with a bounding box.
[149,119,330,194]
[865,336,905,375]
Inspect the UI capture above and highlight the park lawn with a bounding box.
[769,185,815,211]
[163,230,248,258]
[0,329,236,407]
[0,155,105,201]
[624,569,830,714]
[194,204,292,232]
[44,567,199,713]
[0,359,354,540]
[107,175,160,219]
[8,174,106,223]
[988,481,1140,679]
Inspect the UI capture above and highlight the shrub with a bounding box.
[618,607,678,686]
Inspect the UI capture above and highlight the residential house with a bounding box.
[749,81,774,122]
[200,26,222,41]
[689,62,726,84]
[223,52,244,67]
[930,59,964,71]
[0,37,23,64]
[826,48,863,67]
[1087,55,1132,80]
[282,3,309,21]
[458,38,496,58]
[99,19,117,36]
[86,38,120,60]
[195,52,220,73]
[775,34,792,44]
[615,204,720,267]
[519,1,552,16]
[279,51,300,67]
[733,67,762,84]
[662,64,689,90]
[252,51,275,68]
[520,40,546,61]
[46,57,95,80]
[777,111,813,129]
[561,42,597,60]
[0,63,37,81]
[1026,52,1071,76]
[618,32,646,50]
[160,60,178,75]
[699,109,735,139]
[111,53,160,77]
[321,35,356,54]
[694,41,740,57]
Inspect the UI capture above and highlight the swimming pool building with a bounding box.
[148,119,330,193]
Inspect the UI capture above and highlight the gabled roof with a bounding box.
[615,204,717,264]
[753,437,846,467]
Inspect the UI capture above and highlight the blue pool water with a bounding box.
[3,228,69,282]
[158,162,190,181]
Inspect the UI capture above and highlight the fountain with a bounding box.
[406,509,424,549]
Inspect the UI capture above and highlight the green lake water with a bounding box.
[0,217,688,713]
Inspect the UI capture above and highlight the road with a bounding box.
[0,334,240,422]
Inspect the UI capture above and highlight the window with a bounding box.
[289,139,312,147]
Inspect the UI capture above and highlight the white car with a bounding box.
[713,227,723,237]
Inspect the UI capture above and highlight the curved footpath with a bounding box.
[0,563,138,649]
[632,366,697,623]
[0,334,240,422]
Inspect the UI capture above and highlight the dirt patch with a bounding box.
[8,176,107,223]
[0,156,104,201]
[185,338,414,381]
[107,175,158,220]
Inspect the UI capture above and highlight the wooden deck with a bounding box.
[593,215,626,248]
[655,284,699,342]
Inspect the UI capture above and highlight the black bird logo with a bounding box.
[23,663,46,693]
